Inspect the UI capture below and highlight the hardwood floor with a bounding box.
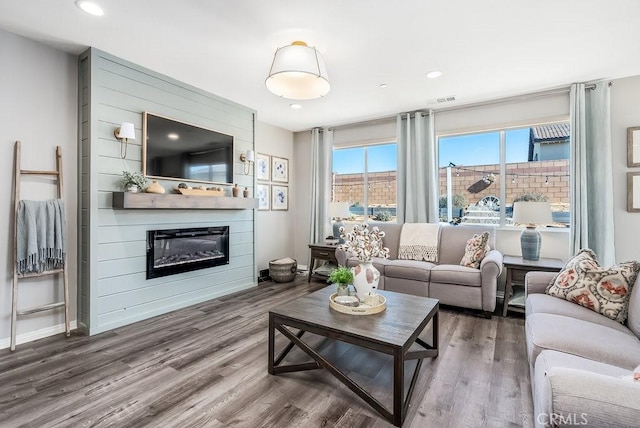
[0,276,533,427]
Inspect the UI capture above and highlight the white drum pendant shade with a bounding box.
[266,41,330,100]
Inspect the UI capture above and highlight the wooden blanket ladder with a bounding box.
[11,141,70,351]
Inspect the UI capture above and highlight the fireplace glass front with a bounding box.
[146,226,229,279]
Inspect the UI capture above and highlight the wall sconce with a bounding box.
[240,149,255,175]
[114,122,136,159]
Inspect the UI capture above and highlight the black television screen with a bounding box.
[143,112,234,185]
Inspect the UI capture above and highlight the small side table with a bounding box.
[502,255,564,316]
[308,243,339,283]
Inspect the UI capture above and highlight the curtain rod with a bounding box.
[435,81,611,114]
[316,81,609,131]
[326,115,396,132]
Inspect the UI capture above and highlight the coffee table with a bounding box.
[268,286,439,427]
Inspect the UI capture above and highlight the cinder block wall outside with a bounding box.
[332,159,569,210]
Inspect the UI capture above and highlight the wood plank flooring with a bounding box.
[0,276,533,427]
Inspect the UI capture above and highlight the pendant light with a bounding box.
[265,41,330,100]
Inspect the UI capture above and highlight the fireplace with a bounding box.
[146,226,229,279]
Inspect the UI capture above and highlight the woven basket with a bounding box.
[269,259,297,283]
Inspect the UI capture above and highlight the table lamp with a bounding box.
[512,201,553,261]
[328,202,350,243]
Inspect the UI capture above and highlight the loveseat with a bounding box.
[525,271,640,427]
[335,222,503,317]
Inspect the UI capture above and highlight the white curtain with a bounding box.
[309,127,333,244]
[569,81,615,266]
[396,111,438,223]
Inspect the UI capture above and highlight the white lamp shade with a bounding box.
[245,149,255,162]
[512,201,553,225]
[328,202,350,218]
[265,41,330,100]
[117,122,136,140]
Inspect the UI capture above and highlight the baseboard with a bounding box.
[0,320,78,350]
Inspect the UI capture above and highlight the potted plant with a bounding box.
[121,170,148,193]
[327,266,354,296]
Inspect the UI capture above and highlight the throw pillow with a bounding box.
[460,232,490,269]
[546,249,640,323]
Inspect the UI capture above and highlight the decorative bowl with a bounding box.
[334,295,359,307]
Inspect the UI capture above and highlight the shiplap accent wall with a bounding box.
[78,48,256,335]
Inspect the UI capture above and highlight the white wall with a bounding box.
[0,29,78,348]
[611,75,640,262]
[255,121,296,270]
[293,130,313,267]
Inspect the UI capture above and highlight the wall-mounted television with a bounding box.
[143,112,234,185]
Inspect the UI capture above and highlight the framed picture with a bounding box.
[628,172,640,212]
[255,153,270,181]
[271,156,289,183]
[256,183,270,211]
[628,127,640,167]
[272,185,288,211]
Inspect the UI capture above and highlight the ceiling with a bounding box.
[1,0,640,132]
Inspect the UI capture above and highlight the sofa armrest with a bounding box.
[481,249,503,275]
[480,249,503,312]
[525,271,557,296]
[542,367,640,428]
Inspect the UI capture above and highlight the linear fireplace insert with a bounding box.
[146,226,229,279]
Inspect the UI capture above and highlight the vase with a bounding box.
[232,184,241,197]
[351,261,380,302]
[125,184,140,193]
[145,180,165,194]
[243,187,249,198]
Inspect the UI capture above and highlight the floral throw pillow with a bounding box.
[460,232,490,269]
[546,249,640,323]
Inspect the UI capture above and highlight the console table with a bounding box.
[502,255,564,316]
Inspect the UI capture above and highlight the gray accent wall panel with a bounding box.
[79,48,256,335]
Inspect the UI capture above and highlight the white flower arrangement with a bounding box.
[339,223,390,262]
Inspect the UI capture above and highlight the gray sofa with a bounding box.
[525,271,640,428]
[336,222,503,316]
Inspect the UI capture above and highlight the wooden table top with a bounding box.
[502,255,565,270]
[269,286,438,348]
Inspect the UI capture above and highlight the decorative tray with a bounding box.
[329,293,386,315]
[175,188,225,197]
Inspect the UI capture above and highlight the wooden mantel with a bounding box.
[112,192,259,210]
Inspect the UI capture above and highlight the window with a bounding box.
[438,122,570,227]
[332,143,397,222]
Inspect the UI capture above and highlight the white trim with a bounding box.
[0,320,78,350]
[497,226,570,234]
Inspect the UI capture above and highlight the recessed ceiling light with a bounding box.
[76,1,104,16]
[426,70,443,79]
[379,83,388,88]
[290,103,302,109]
[167,133,179,140]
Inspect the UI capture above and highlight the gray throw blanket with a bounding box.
[16,199,65,275]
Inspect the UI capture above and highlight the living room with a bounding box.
[1,1,640,426]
